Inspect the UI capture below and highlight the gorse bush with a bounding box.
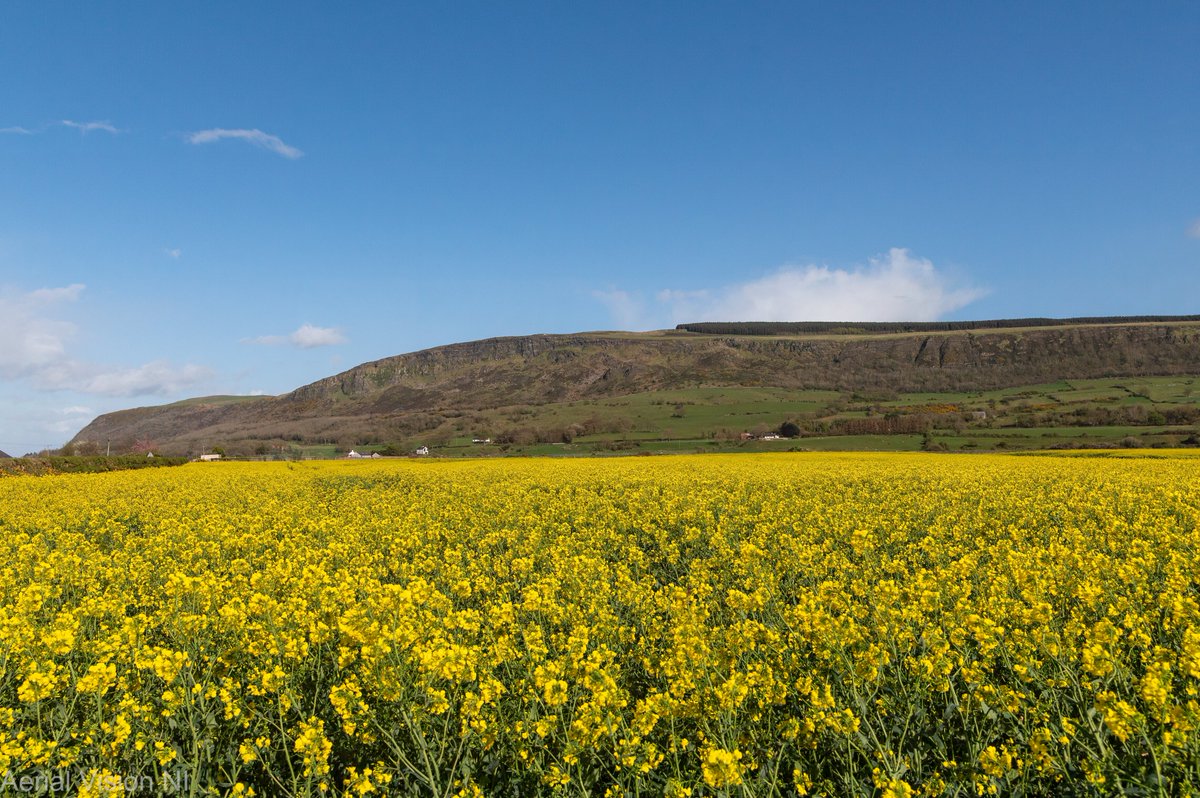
[1,453,1199,796]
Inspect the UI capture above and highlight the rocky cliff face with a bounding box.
[68,323,1200,454]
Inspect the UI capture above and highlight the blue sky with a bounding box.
[2,1,1198,455]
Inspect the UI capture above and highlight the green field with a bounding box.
[391,376,1200,457]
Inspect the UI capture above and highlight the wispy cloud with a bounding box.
[28,283,86,303]
[290,323,347,348]
[28,355,212,397]
[1188,218,1200,239]
[591,289,649,330]
[245,323,347,349]
[0,283,85,381]
[0,397,102,454]
[186,128,303,159]
[247,334,288,346]
[59,361,213,397]
[0,283,212,396]
[0,303,74,380]
[596,249,986,330]
[3,120,122,136]
[164,247,182,259]
[62,119,121,134]
[43,405,96,435]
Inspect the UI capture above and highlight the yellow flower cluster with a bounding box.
[1,452,1199,795]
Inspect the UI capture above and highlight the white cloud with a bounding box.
[186,128,303,159]
[290,323,347,348]
[42,406,97,435]
[598,249,986,329]
[43,420,82,436]
[165,247,182,259]
[1188,218,1200,239]
[1,126,33,135]
[29,355,212,397]
[245,323,347,349]
[245,333,287,346]
[60,362,213,397]
[0,285,82,379]
[62,119,120,134]
[28,283,86,304]
[591,289,649,330]
[0,284,211,396]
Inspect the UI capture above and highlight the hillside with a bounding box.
[68,319,1200,456]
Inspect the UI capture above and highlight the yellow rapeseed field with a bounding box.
[2,452,1199,796]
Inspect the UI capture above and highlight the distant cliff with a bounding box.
[68,320,1200,455]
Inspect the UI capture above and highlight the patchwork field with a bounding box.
[2,454,1199,795]
[353,376,1200,458]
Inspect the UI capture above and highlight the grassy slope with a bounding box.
[408,375,1200,456]
[165,395,274,407]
